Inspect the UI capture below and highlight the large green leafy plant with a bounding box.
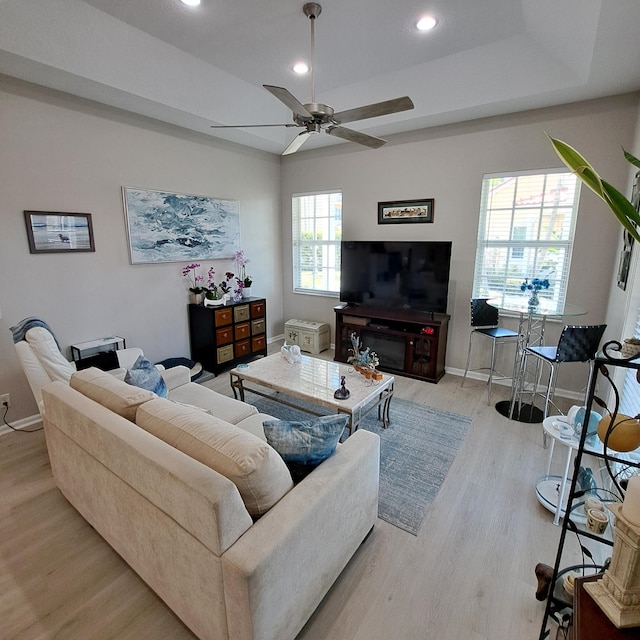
[548,136,640,243]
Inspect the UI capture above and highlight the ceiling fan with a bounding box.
[210,2,415,155]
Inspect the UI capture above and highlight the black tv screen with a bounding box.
[340,241,452,313]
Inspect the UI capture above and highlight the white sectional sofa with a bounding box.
[41,367,380,640]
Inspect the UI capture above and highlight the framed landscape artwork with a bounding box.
[122,187,241,264]
[24,211,95,254]
[378,199,435,224]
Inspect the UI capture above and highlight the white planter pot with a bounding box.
[204,296,226,307]
[242,287,252,298]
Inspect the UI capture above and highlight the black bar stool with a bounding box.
[461,298,519,405]
[519,324,607,444]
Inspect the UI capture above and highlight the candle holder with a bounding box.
[584,502,640,628]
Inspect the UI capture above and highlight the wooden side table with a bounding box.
[572,575,640,639]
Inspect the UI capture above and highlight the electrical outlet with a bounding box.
[1,393,10,407]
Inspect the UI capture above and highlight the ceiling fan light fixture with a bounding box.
[211,3,414,156]
[416,15,437,31]
[293,62,309,74]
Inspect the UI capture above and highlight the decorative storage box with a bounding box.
[284,319,331,354]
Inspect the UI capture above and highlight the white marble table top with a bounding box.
[229,353,394,416]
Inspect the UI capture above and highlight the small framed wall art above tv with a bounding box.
[377,199,434,224]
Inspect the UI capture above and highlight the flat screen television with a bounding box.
[340,240,452,314]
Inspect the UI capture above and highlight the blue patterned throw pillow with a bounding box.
[262,413,349,482]
[124,355,168,398]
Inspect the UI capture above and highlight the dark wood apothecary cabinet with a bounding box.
[188,298,267,374]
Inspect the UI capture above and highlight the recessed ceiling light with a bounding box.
[417,15,437,31]
[181,0,200,6]
[293,62,309,74]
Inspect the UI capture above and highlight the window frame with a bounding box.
[472,168,581,311]
[291,190,342,297]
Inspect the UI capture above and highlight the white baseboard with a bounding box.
[446,367,585,402]
[0,413,43,437]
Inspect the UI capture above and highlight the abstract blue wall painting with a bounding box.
[122,187,241,264]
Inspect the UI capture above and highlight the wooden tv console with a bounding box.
[334,304,449,383]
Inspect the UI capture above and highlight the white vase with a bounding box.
[242,287,252,298]
[189,292,202,305]
[204,296,225,307]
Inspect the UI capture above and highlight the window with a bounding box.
[472,170,581,309]
[292,191,342,295]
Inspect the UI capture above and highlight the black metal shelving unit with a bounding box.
[539,341,640,639]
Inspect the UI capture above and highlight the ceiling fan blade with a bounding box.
[263,85,313,120]
[210,123,298,129]
[332,96,414,125]
[282,131,313,156]
[327,126,387,149]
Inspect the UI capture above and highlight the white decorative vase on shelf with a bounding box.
[189,292,202,305]
[242,287,252,299]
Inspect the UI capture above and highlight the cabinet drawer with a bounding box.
[251,300,265,318]
[252,335,266,352]
[217,344,234,364]
[214,308,233,326]
[235,340,251,358]
[251,318,265,335]
[235,322,250,341]
[234,304,250,322]
[215,327,233,345]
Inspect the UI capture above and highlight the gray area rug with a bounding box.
[246,392,472,535]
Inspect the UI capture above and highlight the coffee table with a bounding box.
[229,353,394,435]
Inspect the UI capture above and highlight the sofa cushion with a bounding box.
[262,414,349,482]
[169,382,258,425]
[234,413,277,441]
[70,367,156,421]
[125,355,168,398]
[136,398,293,517]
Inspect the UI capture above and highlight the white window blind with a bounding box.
[472,170,581,309]
[292,191,342,295]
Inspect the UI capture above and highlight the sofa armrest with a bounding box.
[221,429,380,640]
[160,365,191,390]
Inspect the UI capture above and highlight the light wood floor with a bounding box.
[1,344,594,640]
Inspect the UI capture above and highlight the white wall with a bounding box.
[0,76,282,421]
[2,75,639,421]
[281,93,640,394]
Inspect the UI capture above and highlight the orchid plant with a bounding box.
[234,249,253,287]
[205,268,235,299]
[182,263,204,294]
